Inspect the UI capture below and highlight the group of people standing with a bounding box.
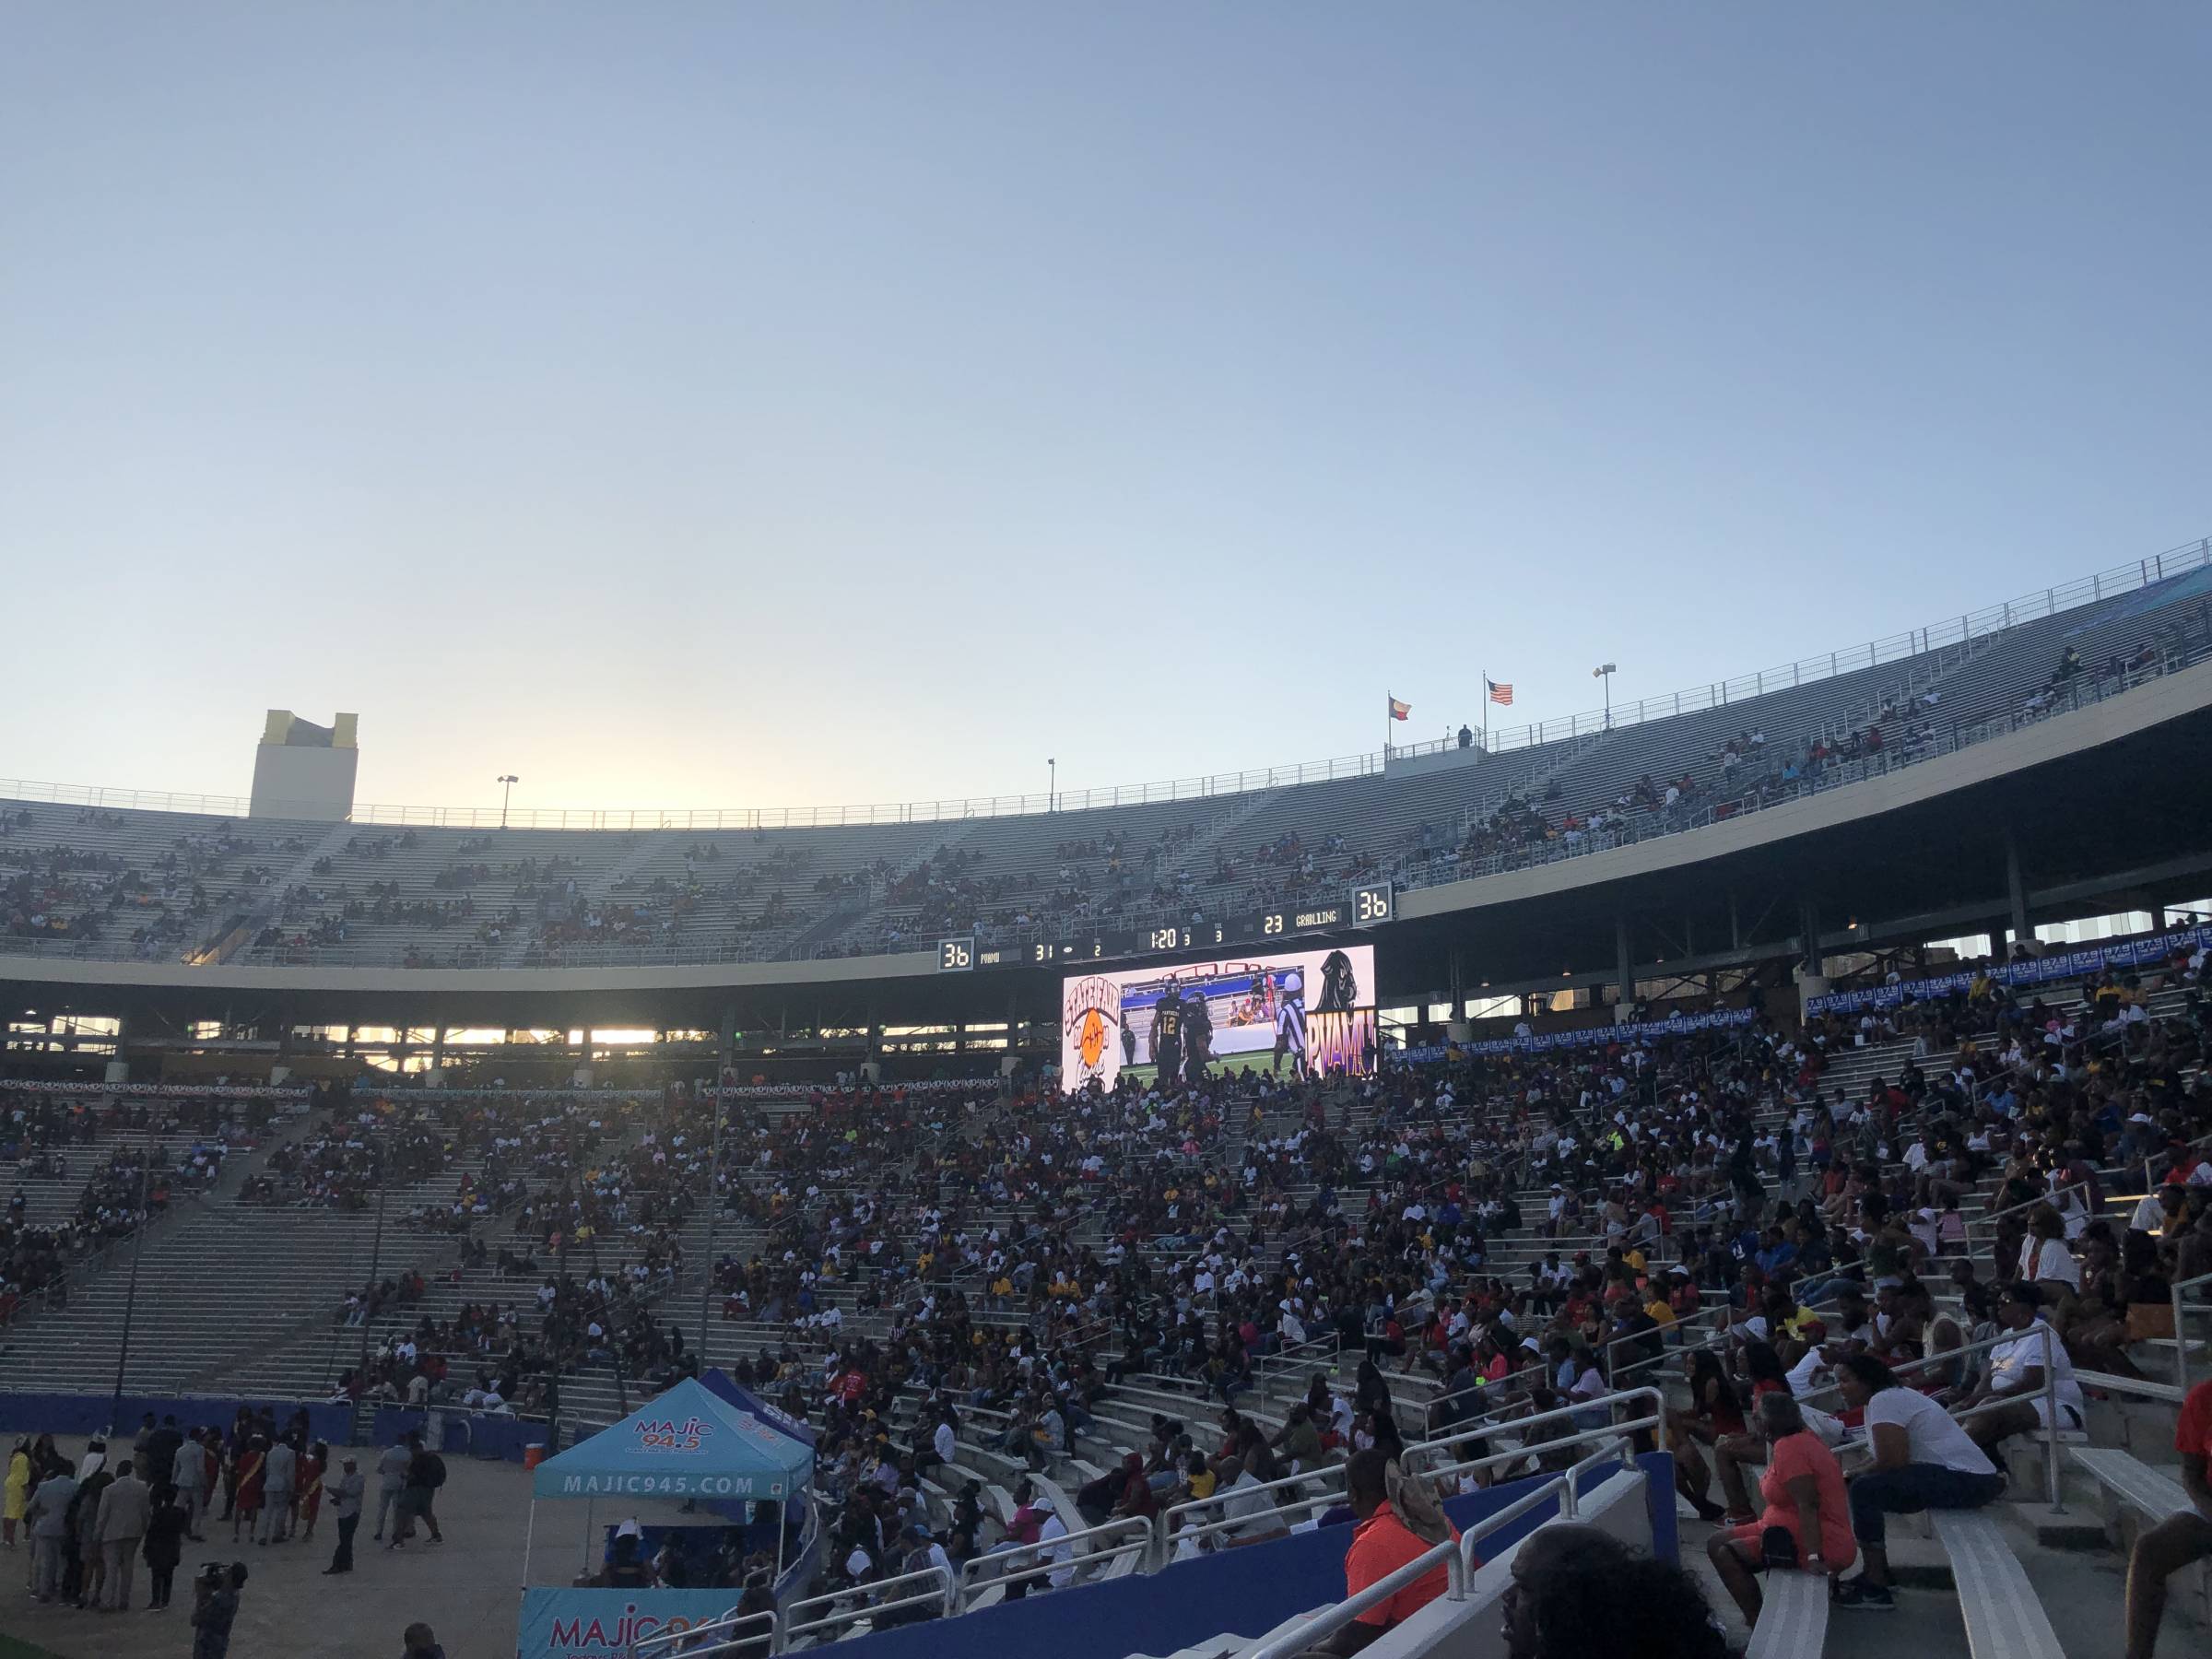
[2,1413,449,1621]
[6,1429,193,1611]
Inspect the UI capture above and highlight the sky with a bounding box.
[3,4,2207,819]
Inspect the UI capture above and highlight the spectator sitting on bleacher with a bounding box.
[1957,1280,2086,1453]
[1830,1352,2003,1609]
[1704,1390,1853,1625]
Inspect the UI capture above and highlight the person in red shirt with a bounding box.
[2124,1379,2212,1659]
[1308,1448,1467,1654]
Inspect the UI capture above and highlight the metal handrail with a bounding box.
[960,1514,1150,1603]
[8,624,2202,975]
[0,536,2201,832]
[1407,1387,1664,1481]
[1240,1435,1653,1659]
[630,1608,775,1659]
[1160,1461,1351,1552]
[1239,1531,1466,1659]
[1966,1178,2092,1238]
[2170,1267,2212,1390]
[781,1562,955,1645]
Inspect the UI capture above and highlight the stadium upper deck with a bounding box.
[6,539,2212,1016]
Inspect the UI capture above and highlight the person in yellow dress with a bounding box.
[3,1437,30,1547]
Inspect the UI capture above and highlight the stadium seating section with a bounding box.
[6,562,2212,968]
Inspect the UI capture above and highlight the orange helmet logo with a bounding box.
[1077,1008,1108,1069]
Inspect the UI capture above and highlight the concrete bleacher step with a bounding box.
[1745,1568,1828,1659]
[1931,1510,2067,1659]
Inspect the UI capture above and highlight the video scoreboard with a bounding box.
[936,879,1392,972]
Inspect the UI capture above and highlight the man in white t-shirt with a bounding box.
[1831,1353,2004,1608]
[1963,1283,2086,1455]
[1207,1457,1288,1549]
[1035,1512,1075,1588]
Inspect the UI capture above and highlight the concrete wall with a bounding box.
[250,742,359,820]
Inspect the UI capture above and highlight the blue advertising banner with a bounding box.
[516,1588,758,1659]
[1398,1006,1758,1064]
[1804,924,2211,1016]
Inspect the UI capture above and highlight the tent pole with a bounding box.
[523,1497,536,1590]
[582,1498,593,1575]
[775,1497,786,1584]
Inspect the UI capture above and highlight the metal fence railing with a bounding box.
[2,537,2204,838]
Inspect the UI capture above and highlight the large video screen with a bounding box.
[1060,944,1378,1090]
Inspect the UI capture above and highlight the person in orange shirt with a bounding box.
[1308,1448,1467,1654]
[1705,1392,1853,1628]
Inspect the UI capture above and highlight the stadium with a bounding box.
[5,543,2212,1659]
[8,13,2212,1659]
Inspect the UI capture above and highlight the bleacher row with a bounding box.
[797,950,2205,1653]
[2,940,2210,1655]
[6,552,2212,971]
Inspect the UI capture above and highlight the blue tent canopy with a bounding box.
[531,1376,813,1500]
[700,1367,818,1450]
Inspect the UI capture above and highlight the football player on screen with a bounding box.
[1272,967,1307,1075]
[1182,986,1214,1087]
[1151,984,1183,1083]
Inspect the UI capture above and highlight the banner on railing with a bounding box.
[1806,925,2212,1016]
[0,1080,310,1099]
[1395,1006,1758,1065]
[706,1079,988,1100]
[516,1588,751,1659]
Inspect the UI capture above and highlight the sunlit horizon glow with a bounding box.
[3,6,2206,819]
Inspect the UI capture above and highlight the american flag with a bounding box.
[1488,679,1514,706]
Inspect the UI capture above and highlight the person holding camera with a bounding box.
[190,1560,247,1659]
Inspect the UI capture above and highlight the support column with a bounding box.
[1728,893,1741,952]
[2154,903,2171,931]
[1614,914,1634,1022]
[2003,831,2030,958]
[1796,900,1829,1014]
[268,1010,295,1088]
[105,1010,131,1087]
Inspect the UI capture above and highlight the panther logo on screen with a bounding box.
[1316,949,1359,1014]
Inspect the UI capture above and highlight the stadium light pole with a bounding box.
[497,773,519,828]
[1593,665,1617,729]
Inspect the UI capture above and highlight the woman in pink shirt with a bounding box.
[1705,1391,1854,1629]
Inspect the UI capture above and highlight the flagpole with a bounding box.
[1482,668,1489,752]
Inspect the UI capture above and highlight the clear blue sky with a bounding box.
[3,4,2206,817]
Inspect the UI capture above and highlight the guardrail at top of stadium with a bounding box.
[1,536,2205,835]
